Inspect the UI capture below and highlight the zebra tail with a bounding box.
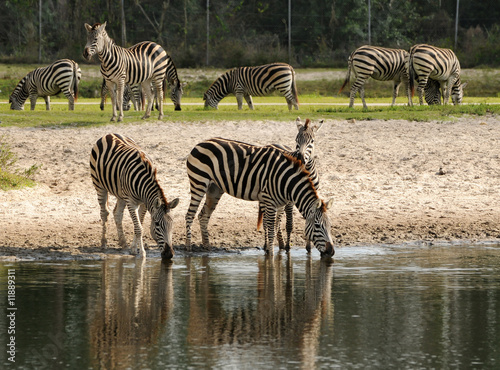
[339,59,351,94]
[257,208,263,231]
[73,66,79,102]
[291,69,299,106]
[408,54,415,98]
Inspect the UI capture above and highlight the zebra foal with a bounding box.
[83,22,179,121]
[339,46,412,108]
[185,138,334,258]
[258,117,324,252]
[408,44,466,105]
[204,63,299,111]
[9,59,81,111]
[90,133,179,258]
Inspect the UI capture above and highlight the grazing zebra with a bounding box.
[408,44,466,105]
[257,118,324,252]
[423,78,442,105]
[100,79,132,111]
[185,137,334,258]
[339,45,412,108]
[83,22,173,121]
[9,59,81,111]
[203,63,299,111]
[90,133,180,258]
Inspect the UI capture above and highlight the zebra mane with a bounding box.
[91,23,102,30]
[138,151,168,206]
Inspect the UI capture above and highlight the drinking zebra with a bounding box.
[339,45,412,108]
[83,22,176,121]
[90,133,180,258]
[9,59,81,111]
[203,63,299,110]
[408,44,466,105]
[185,138,334,258]
[258,118,324,252]
[100,79,132,111]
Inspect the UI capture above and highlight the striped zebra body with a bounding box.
[100,79,132,111]
[90,133,179,258]
[258,118,324,252]
[185,137,334,258]
[339,45,411,108]
[9,59,81,111]
[83,22,169,121]
[204,63,299,111]
[408,44,465,105]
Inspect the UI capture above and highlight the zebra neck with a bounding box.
[165,58,179,85]
[284,176,318,218]
[98,37,118,65]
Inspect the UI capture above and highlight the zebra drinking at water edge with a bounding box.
[9,59,81,111]
[185,137,334,258]
[90,133,180,258]
[83,22,181,121]
[203,63,299,111]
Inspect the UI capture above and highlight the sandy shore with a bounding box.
[1,116,499,260]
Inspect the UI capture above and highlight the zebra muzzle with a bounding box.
[161,244,174,259]
[320,242,335,259]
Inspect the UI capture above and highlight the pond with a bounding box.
[1,243,499,369]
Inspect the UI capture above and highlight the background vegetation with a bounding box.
[1,0,500,68]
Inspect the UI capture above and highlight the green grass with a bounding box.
[0,133,39,190]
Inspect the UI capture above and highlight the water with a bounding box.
[0,244,499,369]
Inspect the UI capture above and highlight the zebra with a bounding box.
[423,78,442,105]
[83,22,175,121]
[90,133,180,258]
[203,63,299,111]
[100,78,132,111]
[185,137,334,258]
[339,45,412,108]
[257,117,324,252]
[408,44,466,105]
[9,59,81,111]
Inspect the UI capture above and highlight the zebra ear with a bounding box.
[325,198,334,210]
[168,198,180,210]
[295,116,303,130]
[314,120,324,132]
[461,82,468,90]
[316,199,322,209]
[85,23,93,32]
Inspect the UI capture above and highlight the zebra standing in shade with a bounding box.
[339,45,412,108]
[83,22,175,121]
[90,133,180,258]
[258,118,324,252]
[9,59,81,111]
[185,137,334,258]
[204,63,299,110]
[408,44,466,105]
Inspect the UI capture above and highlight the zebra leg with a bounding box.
[416,76,428,106]
[113,199,128,249]
[138,203,148,249]
[198,183,224,248]
[154,79,164,120]
[284,202,294,251]
[263,205,278,256]
[359,86,368,109]
[235,93,244,110]
[141,81,154,119]
[185,183,210,250]
[391,81,401,106]
[126,202,146,257]
[62,89,75,110]
[275,206,285,250]
[96,187,109,248]
[243,94,254,110]
[107,81,118,121]
[116,82,125,122]
[29,94,38,110]
[43,96,51,110]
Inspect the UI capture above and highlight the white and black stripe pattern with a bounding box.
[203,63,299,111]
[408,44,465,105]
[339,45,412,108]
[100,78,132,111]
[90,133,179,258]
[9,59,81,111]
[185,137,334,258]
[257,118,324,252]
[83,22,169,121]
[424,78,442,105]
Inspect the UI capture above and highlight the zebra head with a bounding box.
[203,91,218,109]
[451,81,467,105]
[9,75,30,110]
[170,80,185,111]
[305,198,335,258]
[150,197,180,259]
[295,117,324,163]
[83,22,108,61]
